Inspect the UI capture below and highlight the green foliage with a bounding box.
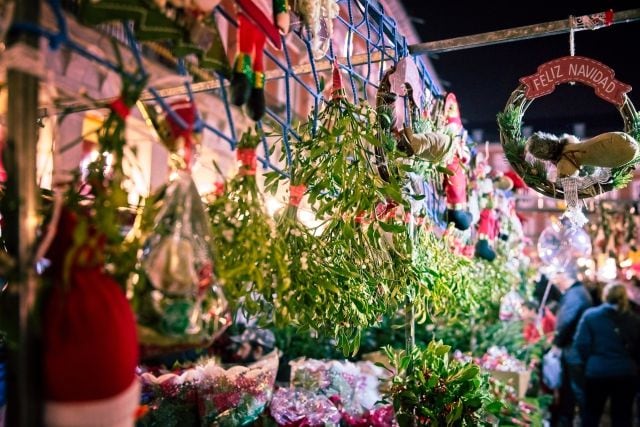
[382,341,500,426]
[208,127,289,324]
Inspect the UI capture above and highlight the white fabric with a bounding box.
[558,168,611,227]
[45,379,140,427]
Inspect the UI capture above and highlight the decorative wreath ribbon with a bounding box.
[558,168,611,227]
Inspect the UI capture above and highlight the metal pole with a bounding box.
[4,0,42,424]
[410,8,640,54]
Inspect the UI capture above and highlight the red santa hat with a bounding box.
[503,170,526,191]
[43,209,140,427]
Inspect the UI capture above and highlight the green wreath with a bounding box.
[498,85,640,199]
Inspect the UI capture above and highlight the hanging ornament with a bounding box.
[498,55,640,227]
[537,219,592,271]
[135,100,228,358]
[292,0,339,59]
[136,170,228,357]
[231,0,290,120]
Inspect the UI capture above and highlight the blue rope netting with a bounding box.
[13,0,448,225]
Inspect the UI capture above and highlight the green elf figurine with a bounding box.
[231,0,290,120]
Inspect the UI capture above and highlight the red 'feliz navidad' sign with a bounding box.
[519,56,631,106]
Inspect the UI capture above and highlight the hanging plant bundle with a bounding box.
[303,66,410,294]
[81,76,148,286]
[262,65,415,352]
[209,126,289,324]
[410,225,472,321]
[275,180,390,355]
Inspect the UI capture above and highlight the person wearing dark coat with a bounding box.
[551,269,593,427]
[573,283,640,427]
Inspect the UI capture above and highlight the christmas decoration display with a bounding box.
[498,55,640,225]
[80,0,230,74]
[1,1,579,424]
[231,0,290,120]
[42,209,140,427]
[209,126,289,323]
[292,0,340,59]
[138,351,279,426]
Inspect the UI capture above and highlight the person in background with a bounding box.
[583,279,604,307]
[550,266,593,427]
[573,283,640,427]
[521,300,556,344]
[533,273,563,314]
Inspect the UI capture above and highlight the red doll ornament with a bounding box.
[475,199,499,262]
[443,153,472,231]
[442,94,472,230]
[42,209,140,427]
[231,0,290,120]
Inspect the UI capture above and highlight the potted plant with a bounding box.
[382,341,501,426]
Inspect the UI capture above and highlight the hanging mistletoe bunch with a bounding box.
[77,75,148,285]
[305,69,411,296]
[208,126,289,324]
[409,225,472,320]
[263,65,421,353]
[272,152,396,355]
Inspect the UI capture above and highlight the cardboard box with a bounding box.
[488,369,532,399]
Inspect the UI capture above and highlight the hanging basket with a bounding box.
[497,56,640,200]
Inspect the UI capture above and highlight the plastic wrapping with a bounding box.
[269,388,341,426]
[138,351,278,426]
[136,171,228,357]
[198,351,279,426]
[290,359,396,426]
[479,346,527,372]
[498,289,524,321]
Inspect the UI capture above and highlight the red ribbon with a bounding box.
[605,9,614,26]
[236,148,257,175]
[355,210,369,224]
[108,97,131,120]
[375,200,397,220]
[332,59,345,100]
[213,181,225,196]
[289,184,307,207]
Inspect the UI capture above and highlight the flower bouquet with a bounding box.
[290,358,396,426]
[138,351,279,426]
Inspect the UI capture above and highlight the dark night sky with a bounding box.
[401,0,640,141]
